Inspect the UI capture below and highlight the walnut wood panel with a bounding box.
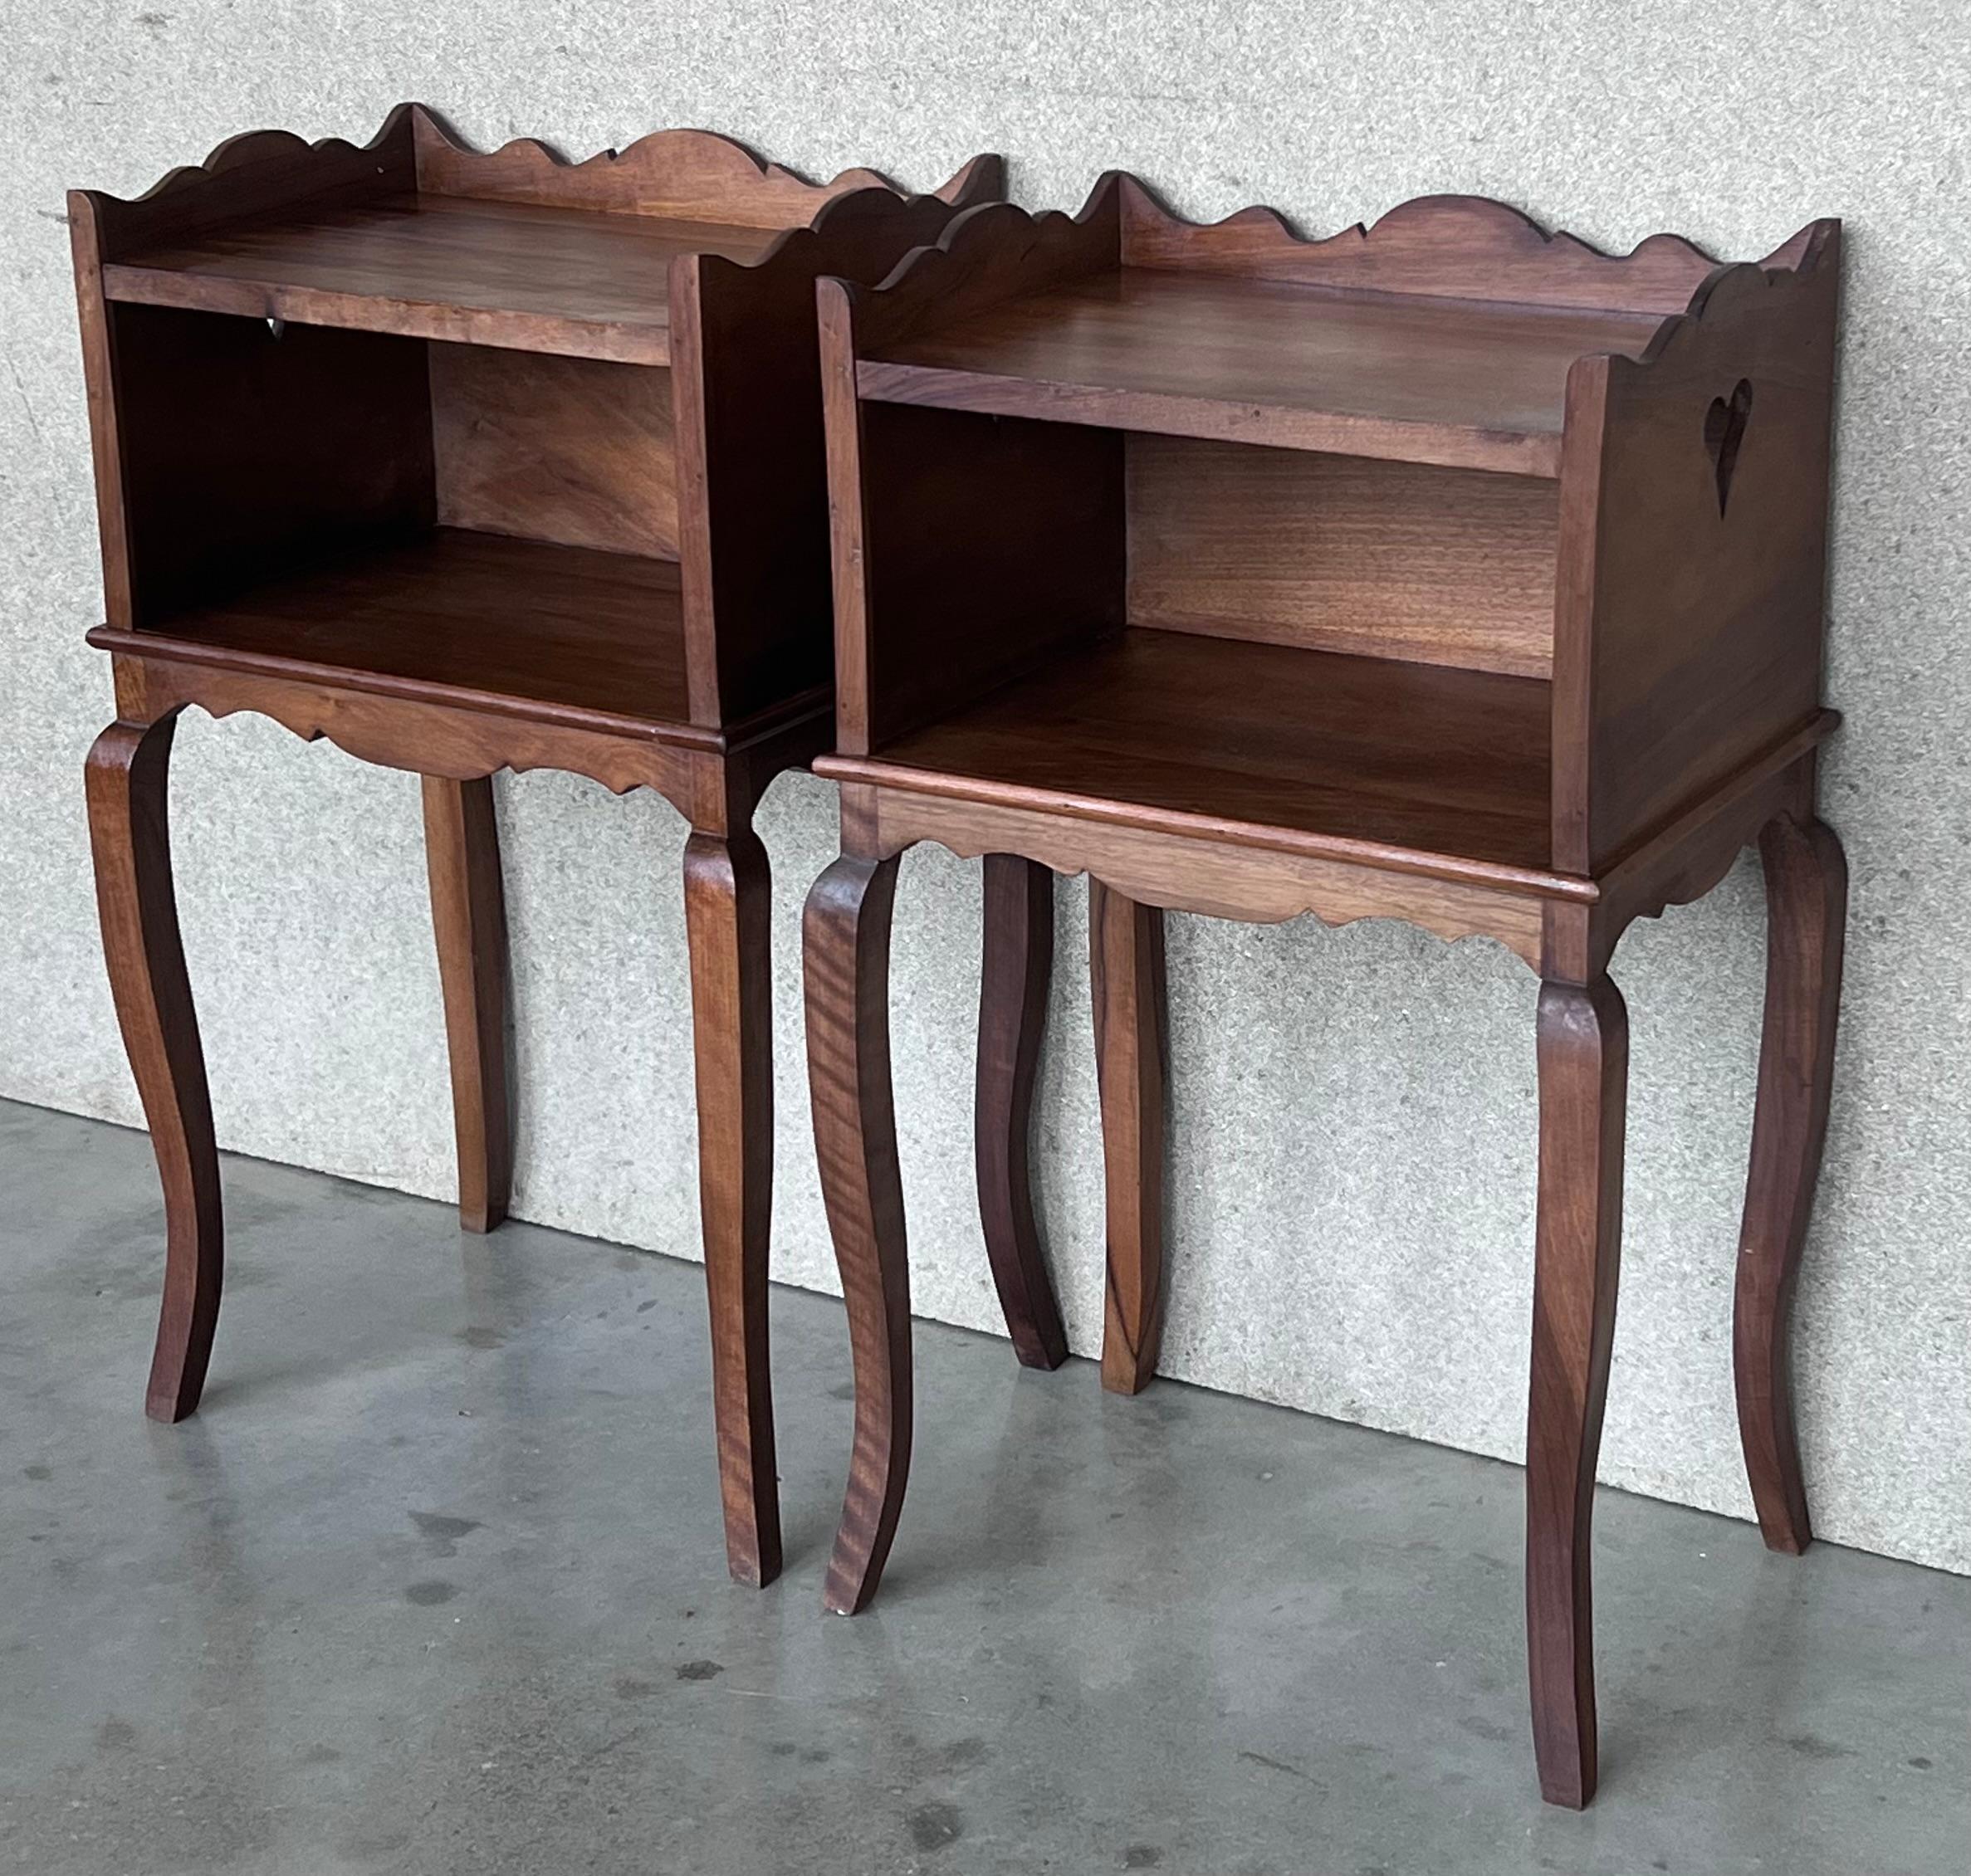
[1553,232,1840,871]
[860,269,1665,475]
[1127,437,1559,677]
[105,305,433,624]
[429,346,677,556]
[849,629,1556,872]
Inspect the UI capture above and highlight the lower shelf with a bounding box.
[105,528,692,735]
[845,628,1558,873]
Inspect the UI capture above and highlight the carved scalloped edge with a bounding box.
[86,104,416,215]
[1630,220,1841,370]
[413,105,1000,222]
[78,103,1000,244]
[1120,178,1832,291]
[913,825,1543,967]
[857,171,1835,330]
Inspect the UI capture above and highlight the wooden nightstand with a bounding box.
[800,177,1846,1804]
[70,104,1001,1589]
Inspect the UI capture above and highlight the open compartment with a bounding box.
[74,103,1004,740]
[821,179,1840,882]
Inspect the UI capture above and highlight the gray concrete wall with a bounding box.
[2,4,1964,1573]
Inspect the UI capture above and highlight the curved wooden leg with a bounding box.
[683,828,781,1588]
[86,716,223,1424]
[976,855,1069,1370]
[805,851,908,1615]
[1735,813,1846,1555]
[1526,975,1628,1810]
[421,775,512,1234]
[1090,878,1168,1395]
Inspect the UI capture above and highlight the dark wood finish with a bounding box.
[805,180,1846,1806]
[1735,812,1847,1554]
[422,775,512,1234]
[804,851,911,1616]
[975,856,1069,1370]
[1528,976,1628,1810]
[85,715,223,1424]
[430,345,678,556]
[1089,880,1168,1394]
[71,109,1000,1590]
[97,530,692,730]
[1552,235,1840,871]
[863,269,1666,476]
[1127,437,1559,678]
[853,630,1556,872]
[685,828,781,1586]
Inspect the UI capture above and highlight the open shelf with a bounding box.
[102,194,784,364]
[830,628,1557,874]
[96,529,694,735]
[858,269,1668,476]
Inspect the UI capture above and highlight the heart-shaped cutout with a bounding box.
[1703,378,1754,517]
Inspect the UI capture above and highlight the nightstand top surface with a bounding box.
[101,193,786,364]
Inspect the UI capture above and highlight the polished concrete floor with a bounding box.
[2,1097,1965,1875]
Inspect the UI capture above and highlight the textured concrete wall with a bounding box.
[2,4,1966,1573]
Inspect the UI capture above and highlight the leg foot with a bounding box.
[86,716,223,1424]
[1735,813,1846,1554]
[1090,879,1168,1395]
[1527,976,1628,1809]
[422,775,512,1234]
[805,852,908,1615]
[684,828,781,1588]
[976,855,1068,1370]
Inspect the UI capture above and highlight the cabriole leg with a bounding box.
[421,774,512,1234]
[1090,878,1168,1395]
[86,715,223,1424]
[1734,813,1846,1553]
[1526,975,1628,1808]
[684,828,781,1587]
[976,854,1069,1370]
[805,851,908,1615]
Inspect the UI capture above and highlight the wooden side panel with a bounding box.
[430,345,676,557]
[1126,436,1558,677]
[110,303,433,624]
[1554,236,1840,871]
[671,188,997,727]
[842,398,1126,754]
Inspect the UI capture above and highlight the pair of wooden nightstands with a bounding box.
[72,112,1845,1810]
